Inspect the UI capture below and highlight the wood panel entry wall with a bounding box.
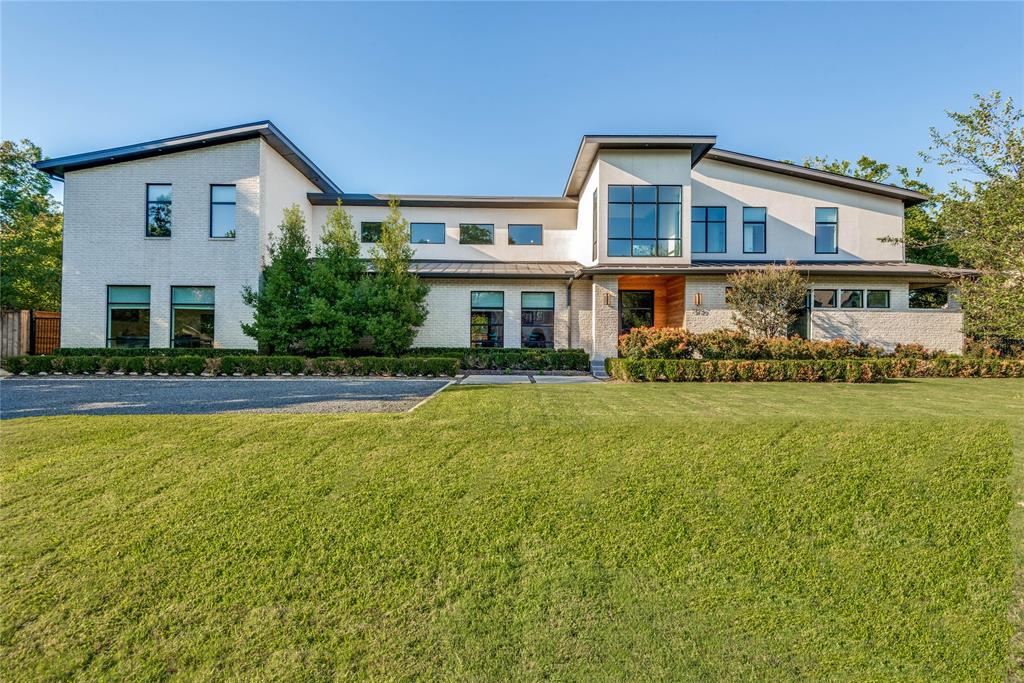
[618,276,685,329]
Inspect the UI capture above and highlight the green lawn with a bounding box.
[2,379,1022,680]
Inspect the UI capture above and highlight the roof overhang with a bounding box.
[409,260,581,279]
[34,121,340,193]
[563,135,717,198]
[579,261,974,279]
[309,193,577,209]
[702,149,929,206]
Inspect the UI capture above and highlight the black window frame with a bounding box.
[618,289,656,333]
[146,183,172,238]
[608,185,682,257]
[866,290,891,309]
[742,207,766,254]
[591,190,598,261]
[209,184,237,239]
[814,207,839,254]
[470,291,504,348]
[106,285,151,349]
[812,289,837,309]
[410,222,446,245]
[170,285,216,349]
[459,223,495,245]
[840,289,864,308]
[521,291,555,349]
[360,221,382,243]
[508,224,543,246]
[691,205,727,254]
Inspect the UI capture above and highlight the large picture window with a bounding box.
[210,185,236,238]
[146,184,172,237]
[411,222,445,244]
[521,292,555,348]
[692,206,726,253]
[107,286,151,348]
[815,207,838,253]
[459,223,494,245]
[171,286,215,348]
[742,207,766,254]
[608,185,681,257]
[619,290,655,333]
[470,291,504,348]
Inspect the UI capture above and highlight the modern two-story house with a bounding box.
[38,121,968,363]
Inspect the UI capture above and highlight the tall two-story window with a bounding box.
[815,207,838,253]
[521,292,555,348]
[107,286,150,348]
[460,223,494,245]
[361,222,382,243]
[470,291,504,348]
[692,207,726,254]
[210,185,236,238]
[411,222,445,244]
[509,224,543,245]
[742,207,766,254]
[171,286,215,348]
[591,191,598,260]
[608,185,681,257]
[146,184,172,237]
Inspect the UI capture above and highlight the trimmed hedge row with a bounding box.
[405,347,590,371]
[53,347,257,357]
[605,357,1024,383]
[1,355,460,377]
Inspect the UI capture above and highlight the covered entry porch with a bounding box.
[616,275,686,334]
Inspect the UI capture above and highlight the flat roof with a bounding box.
[34,121,340,194]
[563,135,717,197]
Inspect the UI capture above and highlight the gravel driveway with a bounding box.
[0,376,452,419]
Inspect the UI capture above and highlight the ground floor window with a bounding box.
[811,289,837,309]
[619,290,654,333]
[522,292,554,348]
[171,286,215,348]
[470,291,504,347]
[840,289,863,308]
[866,290,890,309]
[910,284,948,309]
[107,286,151,348]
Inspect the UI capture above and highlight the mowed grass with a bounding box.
[1,379,1021,680]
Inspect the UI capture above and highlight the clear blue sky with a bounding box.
[3,1,1021,200]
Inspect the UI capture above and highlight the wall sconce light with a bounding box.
[604,292,613,307]
[692,292,703,307]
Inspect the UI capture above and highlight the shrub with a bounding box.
[53,347,256,357]
[618,328,886,361]
[406,347,590,371]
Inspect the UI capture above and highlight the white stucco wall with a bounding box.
[412,279,571,349]
[60,139,263,349]
[260,139,321,257]
[691,159,905,262]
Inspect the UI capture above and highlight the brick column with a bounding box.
[591,275,619,361]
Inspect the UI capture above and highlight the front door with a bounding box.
[619,290,655,333]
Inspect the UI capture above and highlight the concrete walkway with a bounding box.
[459,374,600,385]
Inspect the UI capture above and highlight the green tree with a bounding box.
[301,201,367,355]
[241,205,311,354]
[725,264,808,338]
[0,140,63,310]
[362,197,429,355]
[926,91,1024,344]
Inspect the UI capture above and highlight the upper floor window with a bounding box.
[815,207,838,254]
[591,191,598,261]
[146,184,172,237]
[608,185,681,257]
[361,222,382,243]
[742,207,766,254]
[460,223,494,245]
[509,224,542,246]
[210,185,236,238]
[411,222,445,244]
[692,206,726,254]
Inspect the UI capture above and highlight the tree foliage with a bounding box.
[241,205,312,354]
[725,264,808,338]
[0,139,63,310]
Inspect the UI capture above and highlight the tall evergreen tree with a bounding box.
[363,197,429,355]
[241,205,311,354]
[301,201,367,355]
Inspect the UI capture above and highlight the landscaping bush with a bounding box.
[620,328,890,360]
[606,357,1024,382]
[407,347,590,371]
[53,347,257,358]
[1,355,207,375]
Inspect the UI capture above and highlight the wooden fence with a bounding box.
[0,310,61,357]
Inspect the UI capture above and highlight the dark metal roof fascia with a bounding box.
[33,121,340,194]
[701,149,928,206]
[308,193,578,209]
